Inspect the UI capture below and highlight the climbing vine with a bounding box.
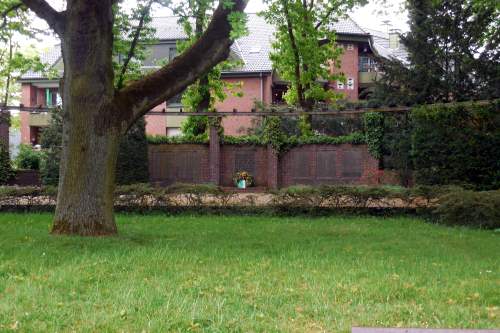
[362,112,384,159]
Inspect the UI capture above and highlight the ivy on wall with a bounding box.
[362,112,384,160]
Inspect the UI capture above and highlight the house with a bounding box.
[18,14,406,144]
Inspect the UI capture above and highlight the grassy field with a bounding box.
[0,213,498,332]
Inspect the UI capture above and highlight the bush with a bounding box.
[434,189,500,229]
[15,144,43,170]
[40,107,63,186]
[116,117,149,185]
[0,141,13,184]
[411,101,500,190]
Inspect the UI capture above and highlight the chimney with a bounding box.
[389,29,401,49]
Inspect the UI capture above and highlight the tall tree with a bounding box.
[1,0,247,236]
[173,0,245,136]
[261,0,362,135]
[373,0,499,105]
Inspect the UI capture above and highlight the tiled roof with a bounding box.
[328,16,368,35]
[21,14,408,80]
[361,27,409,63]
[21,45,62,79]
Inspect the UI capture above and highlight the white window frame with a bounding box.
[347,78,355,90]
[337,81,345,90]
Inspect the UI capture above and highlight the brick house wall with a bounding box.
[330,42,359,101]
[218,75,272,136]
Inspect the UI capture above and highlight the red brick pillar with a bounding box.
[267,145,278,189]
[209,124,221,185]
[0,110,10,149]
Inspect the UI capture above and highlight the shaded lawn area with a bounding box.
[0,213,498,332]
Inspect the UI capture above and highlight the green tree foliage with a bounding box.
[39,107,62,185]
[0,1,50,105]
[373,0,500,105]
[174,0,246,135]
[261,0,364,135]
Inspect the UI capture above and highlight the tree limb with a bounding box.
[112,0,247,128]
[315,5,335,30]
[116,0,154,89]
[20,0,65,35]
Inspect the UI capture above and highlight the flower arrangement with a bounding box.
[233,171,254,188]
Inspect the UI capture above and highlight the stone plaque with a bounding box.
[234,150,255,174]
[342,150,362,177]
[291,151,311,179]
[317,150,337,179]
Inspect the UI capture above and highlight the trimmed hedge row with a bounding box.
[411,101,500,190]
[1,184,498,229]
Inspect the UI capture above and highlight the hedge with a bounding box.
[411,100,500,189]
[2,184,498,229]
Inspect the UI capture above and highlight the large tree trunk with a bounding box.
[20,0,247,236]
[51,0,119,236]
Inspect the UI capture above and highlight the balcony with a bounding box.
[359,71,379,84]
[28,112,51,127]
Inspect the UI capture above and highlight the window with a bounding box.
[337,81,345,90]
[45,89,58,106]
[347,78,355,90]
[359,56,378,72]
[168,47,177,61]
[346,44,354,51]
[167,93,182,106]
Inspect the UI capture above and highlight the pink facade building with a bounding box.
[18,15,406,144]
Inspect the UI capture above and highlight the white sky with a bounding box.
[29,0,408,48]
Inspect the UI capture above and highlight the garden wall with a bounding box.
[149,141,379,188]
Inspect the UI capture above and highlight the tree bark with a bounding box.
[52,0,119,236]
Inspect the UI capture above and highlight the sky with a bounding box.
[32,0,409,47]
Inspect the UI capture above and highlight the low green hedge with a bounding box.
[434,189,500,229]
[1,184,498,229]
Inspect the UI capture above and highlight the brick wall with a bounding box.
[220,145,269,186]
[279,144,378,187]
[330,43,359,101]
[148,142,379,188]
[149,144,210,186]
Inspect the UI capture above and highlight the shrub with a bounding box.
[434,189,500,229]
[40,107,62,186]
[0,141,13,184]
[15,144,43,170]
[116,117,149,185]
[411,101,500,190]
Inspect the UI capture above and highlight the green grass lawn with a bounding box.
[0,213,498,332]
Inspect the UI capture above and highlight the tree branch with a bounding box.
[1,2,23,31]
[112,0,248,128]
[116,0,154,89]
[315,6,335,30]
[20,0,65,35]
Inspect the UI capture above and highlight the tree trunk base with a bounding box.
[51,218,117,236]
